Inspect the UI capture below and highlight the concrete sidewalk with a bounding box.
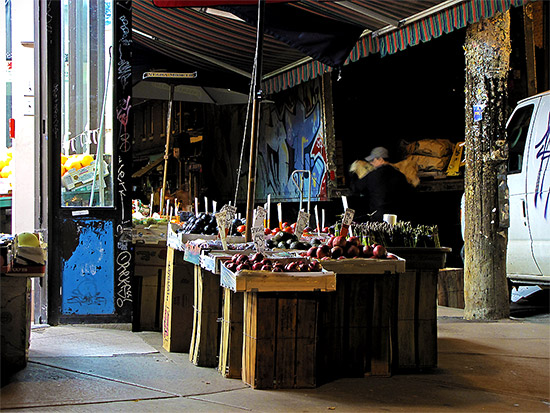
[1,306,549,412]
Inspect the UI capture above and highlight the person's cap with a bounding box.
[365,147,389,162]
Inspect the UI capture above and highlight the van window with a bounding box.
[507,104,534,174]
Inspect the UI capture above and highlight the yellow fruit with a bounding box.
[17,232,40,247]
[1,166,11,178]
[6,151,12,159]
[0,160,5,170]
[61,166,67,176]
[61,154,68,165]
[80,155,93,167]
[66,159,82,171]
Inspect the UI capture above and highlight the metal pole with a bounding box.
[161,84,175,215]
[245,0,265,242]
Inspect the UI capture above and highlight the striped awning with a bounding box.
[133,0,532,95]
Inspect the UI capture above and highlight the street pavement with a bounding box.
[1,305,548,412]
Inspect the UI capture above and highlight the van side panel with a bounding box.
[525,94,550,276]
[506,101,541,276]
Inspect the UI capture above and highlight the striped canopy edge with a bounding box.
[264,0,532,95]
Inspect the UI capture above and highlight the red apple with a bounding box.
[373,245,387,258]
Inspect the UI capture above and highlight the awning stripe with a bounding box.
[264,0,532,94]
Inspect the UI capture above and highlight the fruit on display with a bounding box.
[0,152,13,179]
[265,229,311,250]
[180,212,220,235]
[16,232,40,247]
[61,153,95,176]
[223,252,322,273]
[307,234,397,260]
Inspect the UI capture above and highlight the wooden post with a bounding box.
[523,2,537,95]
[245,0,265,243]
[463,13,511,320]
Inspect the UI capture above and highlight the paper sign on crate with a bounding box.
[251,206,266,253]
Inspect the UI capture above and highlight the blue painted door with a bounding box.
[61,220,115,315]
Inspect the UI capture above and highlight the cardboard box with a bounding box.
[61,160,110,191]
[134,244,167,267]
[162,247,195,352]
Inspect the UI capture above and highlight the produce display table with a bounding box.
[318,257,406,379]
[220,263,336,389]
[387,247,451,371]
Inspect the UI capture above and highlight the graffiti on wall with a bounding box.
[210,78,329,203]
[114,2,133,311]
[62,220,114,315]
[256,79,328,201]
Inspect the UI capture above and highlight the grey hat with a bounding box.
[365,147,389,162]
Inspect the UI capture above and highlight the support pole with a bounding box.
[463,12,511,320]
[245,0,265,242]
[161,84,175,216]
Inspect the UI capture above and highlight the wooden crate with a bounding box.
[162,247,195,352]
[218,287,244,378]
[242,291,320,389]
[438,268,465,309]
[317,272,397,380]
[220,264,335,293]
[388,247,451,371]
[189,265,221,367]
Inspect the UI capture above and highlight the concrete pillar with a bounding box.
[11,0,37,234]
[463,12,511,320]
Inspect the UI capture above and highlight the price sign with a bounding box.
[340,208,355,238]
[215,210,229,250]
[222,204,237,228]
[295,210,310,239]
[252,207,267,253]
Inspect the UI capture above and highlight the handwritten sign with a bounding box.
[340,208,355,238]
[215,210,229,250]
[252,207,267,253]
[295,210,310,239]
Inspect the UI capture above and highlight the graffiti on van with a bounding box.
[534,112,550,219]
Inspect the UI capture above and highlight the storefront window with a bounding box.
[61,0,114,207]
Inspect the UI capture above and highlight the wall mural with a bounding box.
[208,77,329,204]
[257,77,328,202]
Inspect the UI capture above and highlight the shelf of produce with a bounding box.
[220,264,336,293]
[319,256,405,274]
[386,247,452,371]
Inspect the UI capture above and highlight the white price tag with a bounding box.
[215,210,229,250]
[252,206,267,253]
[295,210,310,239]
[342,208,355,226]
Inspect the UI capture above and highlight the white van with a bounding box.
[462,90,550,290]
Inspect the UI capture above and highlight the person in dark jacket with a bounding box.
[350,146,411,222]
